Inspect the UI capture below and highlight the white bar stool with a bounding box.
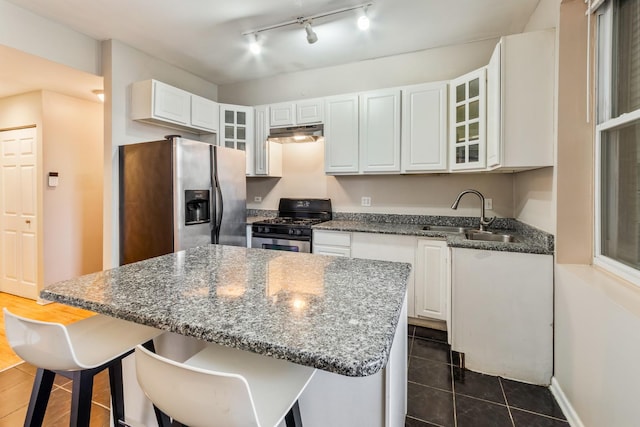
[135,342,317,427]
[3,308,162,427]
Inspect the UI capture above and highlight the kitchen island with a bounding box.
[41,245,411,426]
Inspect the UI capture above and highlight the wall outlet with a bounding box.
[254,196,262,203]
[484,198,493,210]
[361,196,372,207]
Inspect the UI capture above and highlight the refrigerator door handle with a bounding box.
[212,164,223,244]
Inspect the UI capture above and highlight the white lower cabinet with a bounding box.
[313,230,449,326]
[451,248,553,384]
[312,230,351,257]
[414,239,449,322]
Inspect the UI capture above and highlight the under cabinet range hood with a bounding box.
[268,124,324,143]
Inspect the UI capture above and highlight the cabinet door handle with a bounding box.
[25,219,31,224]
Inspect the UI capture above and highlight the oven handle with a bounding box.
[251,232,310,241]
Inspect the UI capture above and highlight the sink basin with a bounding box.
[422,225,470,233]
[464,231,520,243]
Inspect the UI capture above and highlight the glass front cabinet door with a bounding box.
[449,67,486,171]
[218,104,254,175]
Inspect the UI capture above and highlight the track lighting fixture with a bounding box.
[358,7,370,31]
[243,2,372,53]
[249,33,261,54]
[304,21,318,44]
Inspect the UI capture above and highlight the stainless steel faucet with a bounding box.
[451,189,495,232]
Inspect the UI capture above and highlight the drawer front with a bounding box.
[313,245,351,257]
[313,231,351,246]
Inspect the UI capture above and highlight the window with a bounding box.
[595,0,640,284]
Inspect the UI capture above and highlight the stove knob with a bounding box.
[257,226,264,233]
[264,227,270,233]
[288,228,295,235]
[294,229,303,236]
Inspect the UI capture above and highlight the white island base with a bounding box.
[120,299,408,427]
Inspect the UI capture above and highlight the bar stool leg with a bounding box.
[69,370,94,427]
[24,368,55,427]
[284,401,303,427]
[109,360,125,423]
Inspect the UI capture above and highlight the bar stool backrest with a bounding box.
[135,345,262,427]
[4,308,81,371]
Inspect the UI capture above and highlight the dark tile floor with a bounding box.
[406,325,568,427]
[0,362,111,426]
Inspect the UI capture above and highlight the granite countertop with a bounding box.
[313,215,554,255]
[41,245,411,377]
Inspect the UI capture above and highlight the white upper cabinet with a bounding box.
[253,105,282,177]
[219,104,254,175]
[269,99,324,127]
[324,94,359,174]
[190,94,219,133]
[486,29,555,170]
[151,80,190,124]
[295,99,324,124]
[449,67,487,171]
[269,103,295,127]
[359,88,401,173]
[131,79,218,134]
[401,82,448,173]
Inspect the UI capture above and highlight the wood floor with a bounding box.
[0,291,95,371]
[0,292,109,426]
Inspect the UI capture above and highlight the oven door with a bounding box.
[251,236,310,253]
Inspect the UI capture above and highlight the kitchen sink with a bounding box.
[464,230,521,243]
[422,225,470,233]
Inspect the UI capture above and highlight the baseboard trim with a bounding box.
[549,377,585,427]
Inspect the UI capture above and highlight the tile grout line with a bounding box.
[413,335,449,345]
[406,414,447,427]
[409,354,454,367]
[451,391,512,408]
[508,406,570,423]
[408,380,456,395]
[499,377,516,427]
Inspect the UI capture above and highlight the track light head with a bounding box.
[357,7,370,30]
[304,21,318,44]
[249,33,261,54]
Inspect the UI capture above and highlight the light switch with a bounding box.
[48,172,59,187]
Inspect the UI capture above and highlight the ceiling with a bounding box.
[4,0,541,90]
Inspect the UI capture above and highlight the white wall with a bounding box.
[42,91,103,285]
[0,0,100,75]
[0,91,103,297]
[513,168,554,233]
[248,141,514,216]
[102,39,220,268]
[222,38,519,217]
[552,1,640,426]
[555,266,640,427]
[219,38,498,105]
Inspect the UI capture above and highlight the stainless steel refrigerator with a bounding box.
[119,136,246,265]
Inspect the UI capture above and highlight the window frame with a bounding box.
[593,0,640,286]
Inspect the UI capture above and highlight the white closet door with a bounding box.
[1,127,38,299]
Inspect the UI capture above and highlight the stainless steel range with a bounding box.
[251,198,332,253]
